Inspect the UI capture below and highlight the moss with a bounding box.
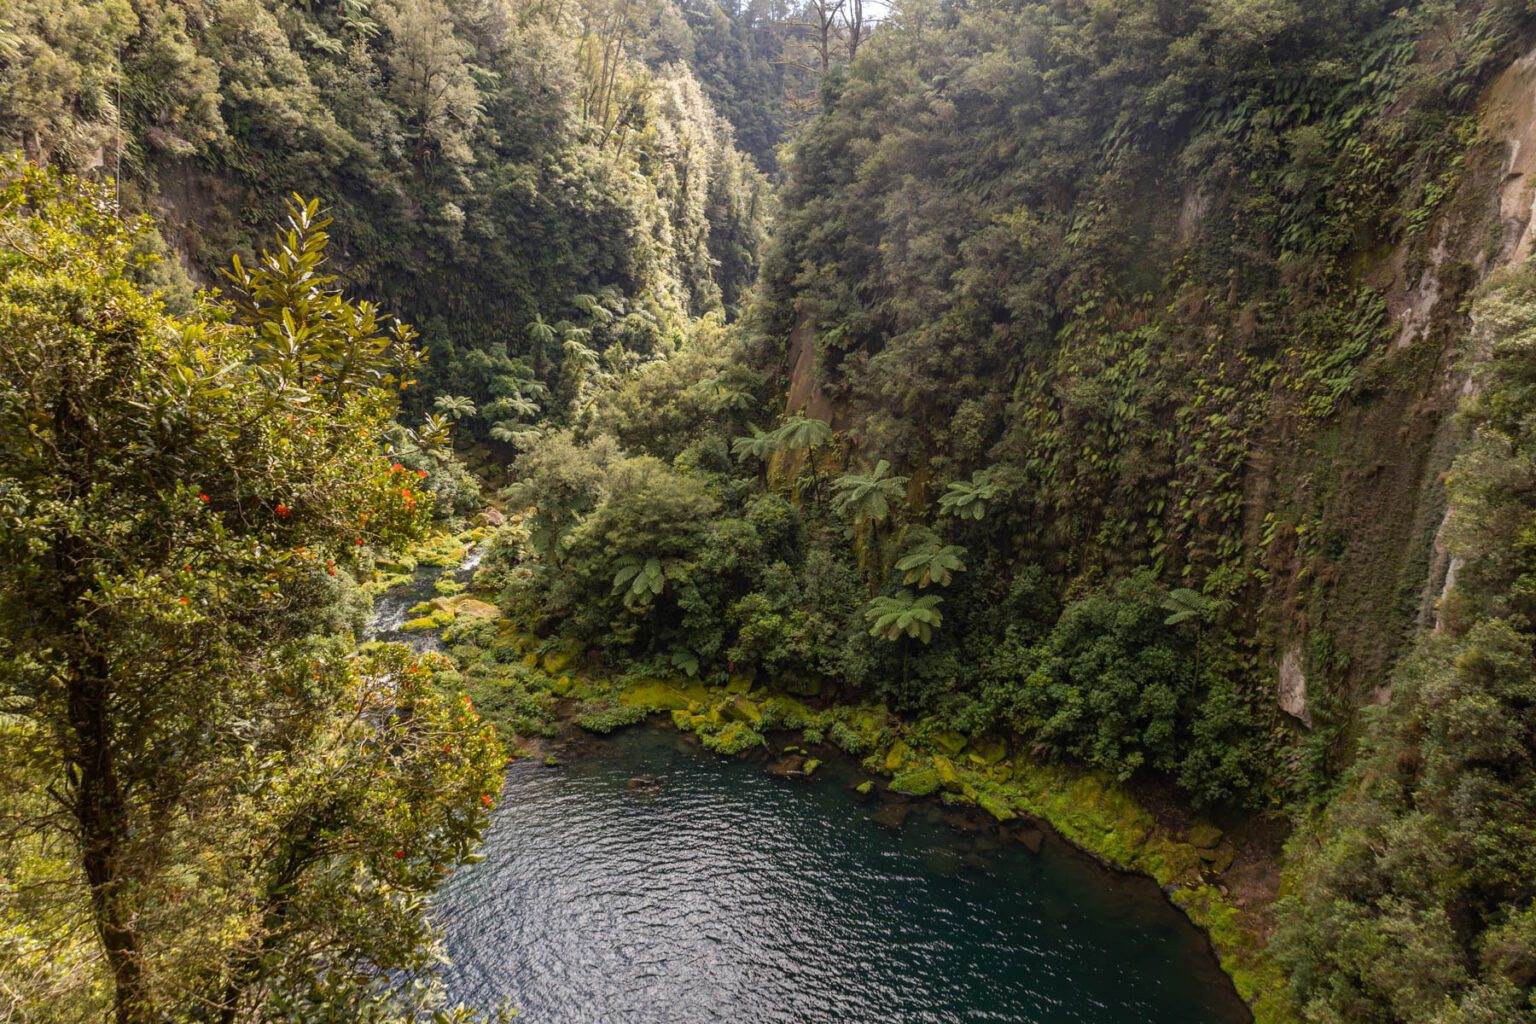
[433,578,466,596]
[889,765,941,797]
[802,758,822,775]
[576,700,648,734]
[855,780,874,796]
[698,720,763,755]
[720,694,763,727]
[883,740,912,772]
[932,754,963,792]
[618,678,705,712]
[541,641,583,675]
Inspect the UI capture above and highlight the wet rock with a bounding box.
[767,754,806,778]
[854,780,875,801]
[626,773,661,797]
[871,802,912,830]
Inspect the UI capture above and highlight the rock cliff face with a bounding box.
[768,32,1536,752]
[1264,42,1536,725]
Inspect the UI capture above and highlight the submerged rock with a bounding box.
[871,802,912,830]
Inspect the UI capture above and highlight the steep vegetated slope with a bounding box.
[741,1,1536,1020]
[0,0,774,442]
[473,1,1536,1020]
[9,0,1536,1021]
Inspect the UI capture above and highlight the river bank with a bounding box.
[374,529,1290,1024]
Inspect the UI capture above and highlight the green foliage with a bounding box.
[0,165,501,1022]
[831,458,908,529]
[864,591,944,644]
[896,540,967,590]
[937,469,1001,522]
[1275,261,1536,1023]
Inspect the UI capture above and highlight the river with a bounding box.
[374,551,1252,1024]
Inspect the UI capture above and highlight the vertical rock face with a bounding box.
[1277,643,1310,727]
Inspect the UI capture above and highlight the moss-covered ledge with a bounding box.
[422,613,1293,1024]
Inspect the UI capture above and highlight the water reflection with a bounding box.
[435,727,1251,1024]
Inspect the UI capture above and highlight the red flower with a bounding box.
[480,794,493,808]
[178,596,189,606]
[326,559,336,576]
[393,849,404,860]
[197,492,210,504]
[355,537,364,546]
[390,462,404,474]
[416,468,428,479]
[275,503,292,518]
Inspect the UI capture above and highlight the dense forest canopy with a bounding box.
[6,0,1536,1022]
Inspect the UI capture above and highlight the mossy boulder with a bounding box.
[700,720,763,756]
[966,735,1007,765]
[932,754,964,793]
[779,675,822,697]
[619,679,698,712]
[541,642,583,675]
[452,598,501,619]
[977,793,1018,822]
[720,694,764,727]
[931,728,967,756]
[889,765,941,797]
[884,740,912,772]
[855,780,875,797]
[1187,823,1223,849]
[724,674,753,694]
[802,758,822,776]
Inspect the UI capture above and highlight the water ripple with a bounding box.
[435,726,1252,1024]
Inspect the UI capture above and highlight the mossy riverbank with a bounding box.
[371,536,1289,1024]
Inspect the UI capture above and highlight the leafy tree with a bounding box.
[0,168,500,1021]
[865,590,945,644]
[896,539,967,589]
[774,413,832,500]
[434,393,478,419]
[937,469,1001,522]
[831,458,908,532]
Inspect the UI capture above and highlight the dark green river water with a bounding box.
[432,724,1252,1024]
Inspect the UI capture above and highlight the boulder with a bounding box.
[932,754,964,793]
[721,694,764,727]
[872,802,911,830]
[883,740,912,773]
[966,735,1007,765]
[933,729,967,756]
[1014,825,1045,853]
[1187,823,1223,850]
[977,793,1017,822]
[889,766,941,797]
[452,598,500,619]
